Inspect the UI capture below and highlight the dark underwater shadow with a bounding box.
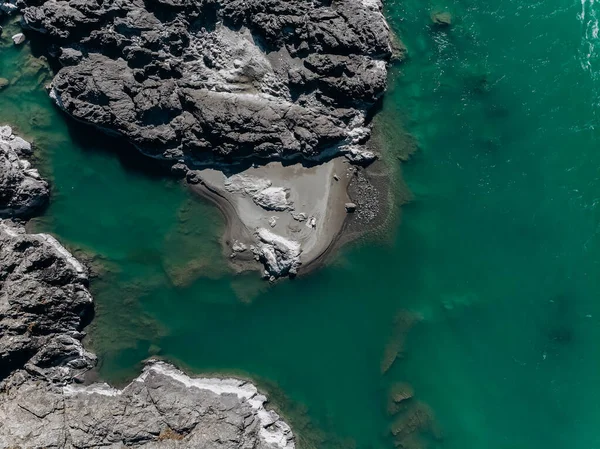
[59,114,176,181]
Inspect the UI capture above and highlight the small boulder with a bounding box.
[12,33,26,45]
[232,241,247,253]
[290,211,307,222]
[431,11,452,27]
[186,171,200,184]
[252,186,293,211]
[170,162,188,178]
[345,148,377,165]
[59,47,83,66]
[345,202,357,213]
[0,78,9,90]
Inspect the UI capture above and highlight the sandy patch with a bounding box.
[188,157,354,278]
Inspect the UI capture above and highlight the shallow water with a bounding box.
[2,0,600,447]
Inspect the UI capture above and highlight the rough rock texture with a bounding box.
[0,126,49,218]
[253,227,302,278]
[224,174,272,196]
[225,174,293,211]
[252,186,293,211]
[0,359,294,448]
[0,221,295,449]
[20,0,392,165]
[0,220,94,383]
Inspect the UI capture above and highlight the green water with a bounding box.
[2,0,600,447]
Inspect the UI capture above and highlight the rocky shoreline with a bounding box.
[19,0,392,164]
[0,0,396,278]
[0,0,398,443]
[0,129,295,448]
[0,125,49,218]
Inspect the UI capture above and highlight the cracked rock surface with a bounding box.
[0,220,94,384]
[0,126,49,218]
[0,358,295,448]
[19,0,392,165]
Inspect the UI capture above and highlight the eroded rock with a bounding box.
[0,219,295,449]
[0,126,49,218]
[0,125,296,447]
[253,186,293,211]
[19,0,393,165]
[254,227,302,277]
[0,220,94,384]
[0,360,295,448]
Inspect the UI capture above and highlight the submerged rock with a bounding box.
[0,126,49,218]
[0,217,295,449]
[431,11,452,27]
[381,311,420,374]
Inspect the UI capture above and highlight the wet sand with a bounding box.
[187,157,358,277]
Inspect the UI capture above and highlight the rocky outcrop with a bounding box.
[252,186,293,211]
[224,174,293,211]
[19,0,392,165]
[0,1,18,16]
[0,126,49,218]
[0,220,295,448]
[0,133,295,447]
[0,359,294,448]
[0,220,94,383]
[253,227,302,279]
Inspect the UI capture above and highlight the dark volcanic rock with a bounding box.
[21,0,392,164]
[0,126,49,218]
[0,220,94,384]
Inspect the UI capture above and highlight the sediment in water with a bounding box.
[381,310,421,374]
[0,126,296,449]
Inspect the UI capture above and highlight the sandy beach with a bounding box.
[188,157,360,278]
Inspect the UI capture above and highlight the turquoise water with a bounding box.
[2,0,600,447]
